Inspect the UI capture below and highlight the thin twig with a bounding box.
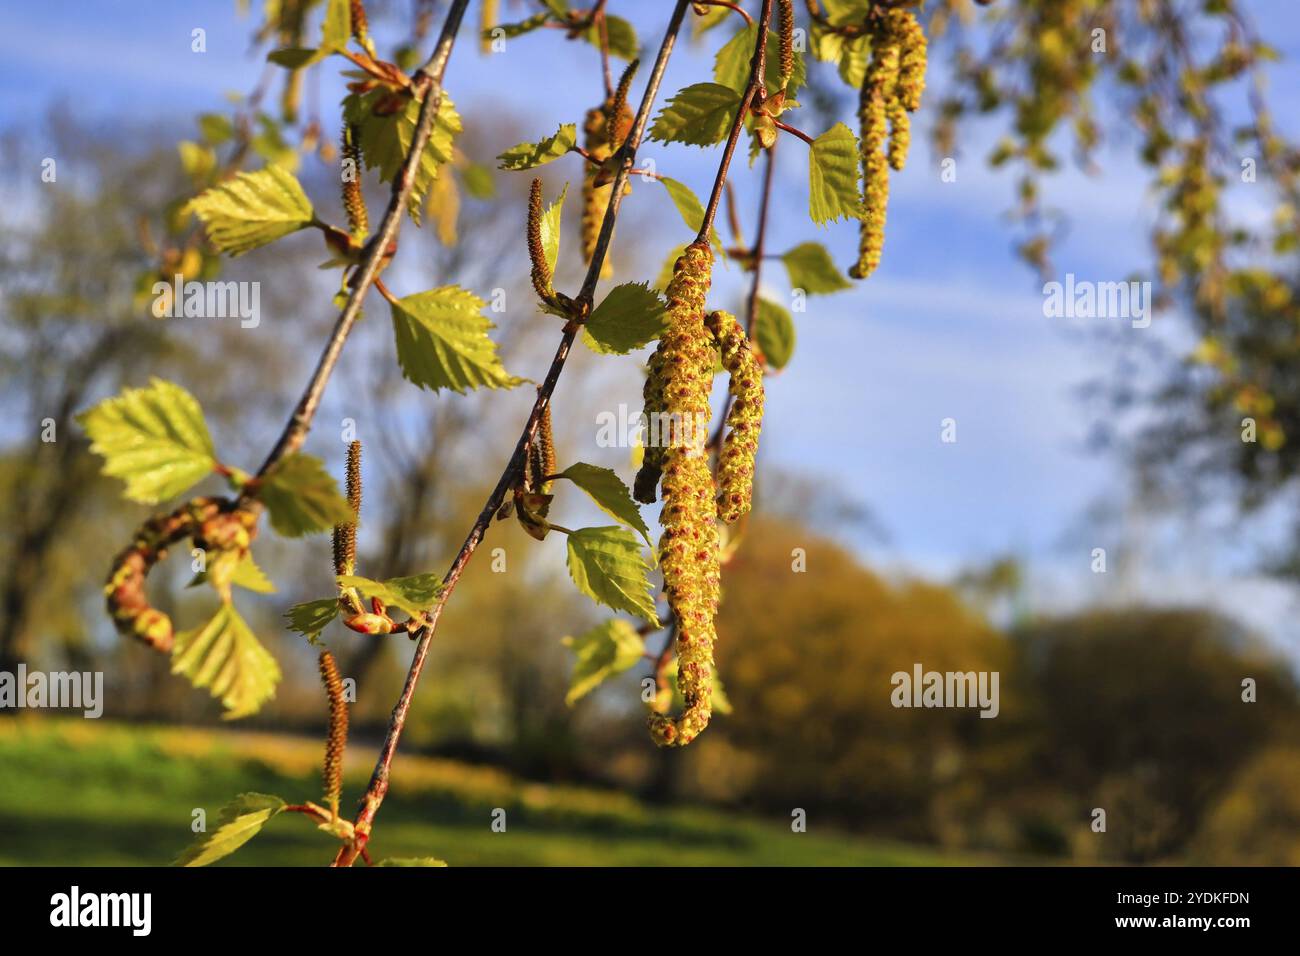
[247,0,473,489]
[331,0,697,867]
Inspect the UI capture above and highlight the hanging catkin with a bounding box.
[643,243,721,747]
[581,61,637,277]
[318,649,348,819]
[332,440,362,576]
[707,310,765,524]
[850,9,927,279]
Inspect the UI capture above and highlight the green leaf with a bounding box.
[178,141,217,181]
[268,47,320,68]
[555,463,652,544]
[188,553,276,594]
[754,297,795,369]
[714,23,807,97]
[565,526,659,624]
[540,184,567,275]
[656,177,723,250]
[336,573,442,616]
[781,242,852,294]
[808,122,863,226]
[582,282,667,355]
[184,165,314,255]
[459,162,495,199]
[320,0,352,52]
[649,83,741,147]
[78,378,217,504]
[175,793,286,866]
[285,598,340,640]
[390,286,522,393]
[497,123,577,171]
[583,14,638,60]
[377,857,449,867]
[343,88,461,222]
[258,453,356,537]
[561,618,645,706]
[197,113,234,145]
[171,603,282,720]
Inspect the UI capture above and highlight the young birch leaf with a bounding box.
[336,573,442,616]
[344,89,461,222]
[390,286,523,393]
[755,297,796,369]
[320,0,352,52]
[184,166,314,255]
[781,242,852,293]
[285,598,341,640]
[188,553,276,594]
[565,526,659,625]
[540,184,568,274]
[175,793,286,866]
[171,603,282,720]
[77,377,217,505]
[268,47,320,68]
[582,282,667,354]
[656,178,723,250]
[714,24,807,97]
[497,123,577,171]
[809,123,863,226]
[555,463,652,545]
[258,452,355,537]
[584,14,638,60]
[561,618,645,705]
[649,83,741,147]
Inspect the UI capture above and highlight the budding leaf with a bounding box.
[540,184,567,275]
[285,598,341,640]
[808,123,863,225]
[781,242,852,294]
[343,88,461,223]
[583,14,638,61]
[259,453,356,537]
[583,282,668,355]
[337,573,442,617]
[175,793,286,866]
[565,526,659,625]
[188,553,276,594]
[649,83,742,147]
[714,23,807,97]
[561,618,645,706]
[320,0,352,52]
[656,177,723,250]
[78,378,217,505]
[390,286,523,393]
[184,165,315,255]
[171,603,282,720]
[497,123,578,170]
[755,297,796,369]
[555,463,652,545]
[268,47,321,69]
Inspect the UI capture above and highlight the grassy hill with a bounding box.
[0,718,981,866]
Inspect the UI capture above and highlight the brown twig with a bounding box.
[330,0,697,867]
[246,0,473,491]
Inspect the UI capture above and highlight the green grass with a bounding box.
[0,718,978,866]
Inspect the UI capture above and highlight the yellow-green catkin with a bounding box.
[318,649,348,818]
[778,0,795,87]
[333,440,361,577]
[581,62,637,278]
[644,243,720,748]
[707,311,765,524]
[479,0,498,54]
[341,125,368,242]
[850,18,900,280]
[527,402,556,494]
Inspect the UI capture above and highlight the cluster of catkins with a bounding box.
[634,243,765,747]
[851,6,927,280]
[581,62,637,278]
[105,497,256,653]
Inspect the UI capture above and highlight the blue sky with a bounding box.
[6,1,1300,655]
